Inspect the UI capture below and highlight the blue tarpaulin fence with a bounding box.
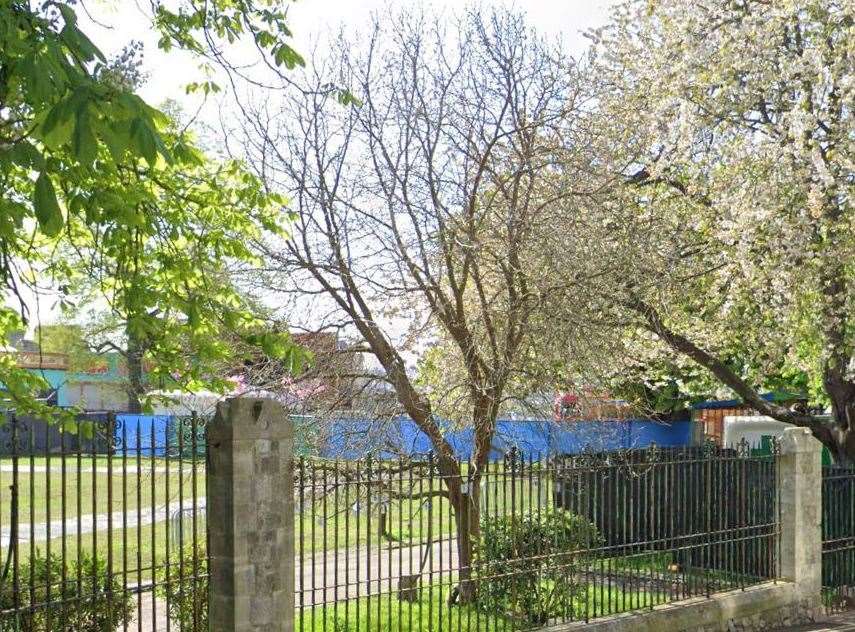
[318,417,696,460]
[114,415,173,456]
[114,414,696,460]
[114,415,204,457]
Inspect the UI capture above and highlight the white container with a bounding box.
[722,415,791,449]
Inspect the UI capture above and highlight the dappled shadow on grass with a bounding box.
[299,584,510,632]
[296,579,670,632]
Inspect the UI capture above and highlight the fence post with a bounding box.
[778,426,822,615]
[208,397,295,632]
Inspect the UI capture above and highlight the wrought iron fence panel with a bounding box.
[294,442,781,631]
[0,412,209,631]
[822,465,855,614]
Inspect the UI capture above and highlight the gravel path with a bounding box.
[299,537,460,607]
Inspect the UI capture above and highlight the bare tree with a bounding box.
[237,7,586,601]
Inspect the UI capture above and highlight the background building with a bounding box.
[3,333,129,411]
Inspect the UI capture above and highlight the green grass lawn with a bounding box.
[605,548,775,596]
[0,457,204,524]
[0,455,206,582]
[298,584,512,632]
[0,457,551,583]
[573,582,667,621]
[1,511,206,582]
[0,456,195,468]
[293,580,665,632]
[296,470,555,555]
[0,457,547,548]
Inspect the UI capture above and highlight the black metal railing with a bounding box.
[0,412,794,631]
[0,412,209,631]
[294,442,781,631]
[822,465,855,614]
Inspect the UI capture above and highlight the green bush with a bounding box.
[476,508,602,627]
[155,546,208,630]
[0,553,133,631]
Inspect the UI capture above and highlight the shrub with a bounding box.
[0,553,133,631]
[476,508,602,626]
[155,546,208,630]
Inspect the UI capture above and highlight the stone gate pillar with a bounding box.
[208,397,295,632]
[778,426,823,617]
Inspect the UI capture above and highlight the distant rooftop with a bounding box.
[692,391,806,410]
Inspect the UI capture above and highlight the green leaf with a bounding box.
[152,132,174,165]
[130,119,158,166]
[8,142,44,169]
[72,28,106,63]
[57,4,77,27]
[33,172,65,237]
[60,14,106,64]
[186,301,200,328]
[40,100,74,148]
[337,89,363,107]
[171,139,204,166]
[273,44,305,69]
[72,107,97,164]
[99,120,131,162]
[18,54,54,104]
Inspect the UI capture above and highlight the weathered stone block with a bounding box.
[209,397,295,632]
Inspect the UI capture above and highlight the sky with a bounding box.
[19,0,617,334]
[83,0,617,114]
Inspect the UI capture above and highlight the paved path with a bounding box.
[299,537,460,607]
[0,535,457,630]
[132,591,169,632]
[0,497,207,542]
[117,538,459,631]
[771,612,855,631]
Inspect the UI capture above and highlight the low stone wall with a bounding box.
[546,582,821,632]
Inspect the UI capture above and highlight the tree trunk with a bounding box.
[125,328,145,414]
[823,358,855,465]
[817,197,855,464]
[631,298,855,463]
[827,408,855,466]
[446,398,496,604]
[447,482,481,605]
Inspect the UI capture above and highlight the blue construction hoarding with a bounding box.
[319,417,696,460]
[111,414,696,459]
[113,415,173,456]
[114,415,204,457]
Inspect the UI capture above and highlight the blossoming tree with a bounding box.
[568,0,854,460]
